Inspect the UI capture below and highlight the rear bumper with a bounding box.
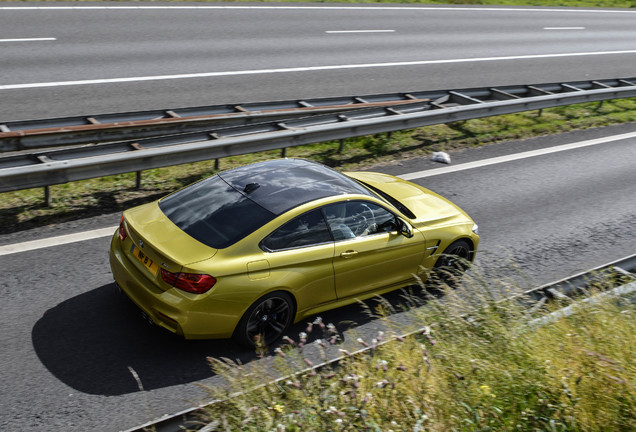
[108,233,239,339]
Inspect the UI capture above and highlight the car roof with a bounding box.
[219,159,374,215]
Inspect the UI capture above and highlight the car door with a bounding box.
[260,209,337,314]
[323,201,426,300]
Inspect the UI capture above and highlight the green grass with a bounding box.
[1,98,635,233]
[199,274,636,431]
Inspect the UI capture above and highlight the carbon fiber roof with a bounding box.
[219,158,373,215]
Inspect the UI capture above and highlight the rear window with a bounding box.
[159,176,275,249]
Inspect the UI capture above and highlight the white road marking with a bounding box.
[326,30,395,34]
[544,27,586,30]
[0,37,56,42]
[399,131,636,180]
[0,6,634,14]
[0,227,116,256]
[1,49,635,91]
[1,131,635,256]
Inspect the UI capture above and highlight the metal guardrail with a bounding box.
[0,98,431,152]
[2,77,635,155]
[3,77,633,153]
[1,77,635,194]
[122,254,636,432]
[520,253,636,303]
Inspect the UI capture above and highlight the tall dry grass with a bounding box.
[199,271,636,431]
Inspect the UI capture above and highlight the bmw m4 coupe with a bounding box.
[109,158,479,347]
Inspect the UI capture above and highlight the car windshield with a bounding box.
[353,180,416,219]
[159,175,276,249]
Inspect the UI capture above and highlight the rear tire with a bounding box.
[233,291,295,349]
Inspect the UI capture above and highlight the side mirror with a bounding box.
[396,218,414,238]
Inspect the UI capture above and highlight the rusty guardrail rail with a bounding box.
[122,253,636,432]
[0,98,431,152]
[1,77,635,194]
[2,77,635,153]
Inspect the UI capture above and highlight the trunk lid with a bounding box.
[125,201,218,272]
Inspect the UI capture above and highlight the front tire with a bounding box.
[233,291,295,349]
[433,239,473,284]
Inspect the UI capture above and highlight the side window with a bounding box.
[323,201,398,241]
[261,209,332,251]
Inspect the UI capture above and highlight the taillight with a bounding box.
[161,269,216,294]
[160,268,177,285]
[119,215,127,241]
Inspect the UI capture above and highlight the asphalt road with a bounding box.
[1,124,635,431]
[1,2,636,431]
[1,2,636,120]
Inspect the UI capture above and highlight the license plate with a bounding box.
[130,244,159,275]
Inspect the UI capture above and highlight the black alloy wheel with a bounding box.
[234,292,295,349]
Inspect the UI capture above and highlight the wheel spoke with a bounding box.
[449,246,468,258]
[246,320,261,334]
[271,301,289,315]
[262,299,273,313]
[267,319,285,334]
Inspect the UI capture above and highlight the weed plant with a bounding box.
[198,271,636,431]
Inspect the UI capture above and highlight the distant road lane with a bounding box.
[0,3,635,120]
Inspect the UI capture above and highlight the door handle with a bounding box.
[340,250,358,258]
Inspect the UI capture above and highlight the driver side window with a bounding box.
[322,201,397,241]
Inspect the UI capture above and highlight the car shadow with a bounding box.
[32,282,427,396]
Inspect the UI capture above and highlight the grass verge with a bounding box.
[1,98,635,234]
[198,272,636,431]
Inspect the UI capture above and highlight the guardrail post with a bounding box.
[214,158,220,171]
[44,186,51,207]
[338,139,345,153]
[136,171,142,189]
[281,148,287,158]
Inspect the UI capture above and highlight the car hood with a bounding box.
[346,171,473,227]
[125,201,217,265]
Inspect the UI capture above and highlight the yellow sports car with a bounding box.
[109,158,479,347]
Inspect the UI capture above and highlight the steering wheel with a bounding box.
[350,203,376,236]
